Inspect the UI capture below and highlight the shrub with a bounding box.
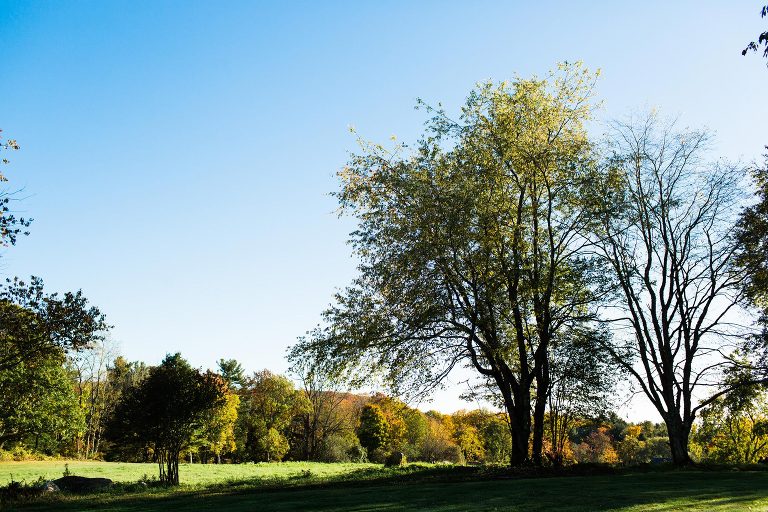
[384,451,407,467]
[346,442,368,463]
[368,447,388,464]
[318,433,365,463]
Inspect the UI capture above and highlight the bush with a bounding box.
[368,447,388,464]
[418,437,465,464]
[347,443,368,463]
[384,451,407,467]
[318,433,366,463]
[0,447,53,462]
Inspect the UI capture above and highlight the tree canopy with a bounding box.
[291,62,612,465]
[106,353,225,484]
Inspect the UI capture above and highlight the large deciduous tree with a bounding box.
[0,276,109,372]
[0,302,84,451]
[592,114,748,465]
[236,370,309,462]
[106,353,225,485]
[737,150,768,358]
[0,278,107,452]
[291,63,610,465]
[288,354,358,461]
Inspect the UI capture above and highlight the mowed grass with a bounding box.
[3,462,768,511]
[0,460,377,486]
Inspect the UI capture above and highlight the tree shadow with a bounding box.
[9,468,768,512]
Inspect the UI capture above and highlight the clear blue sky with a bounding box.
[1,1,766,417]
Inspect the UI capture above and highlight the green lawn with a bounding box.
[3,462,768,511]
[0,460,377,486]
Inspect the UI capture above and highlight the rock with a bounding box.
[384,451,407,467]
[38,480,60,493]
[53,476,113,492]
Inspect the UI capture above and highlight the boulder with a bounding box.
[38,480,60,493]
[53,476,113,493]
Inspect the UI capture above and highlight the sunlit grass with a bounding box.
[3,461,768,511]
[0,460,379,486]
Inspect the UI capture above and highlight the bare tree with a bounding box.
[289,350,357,461]
[70,338,119,458]
[593,113,749,465]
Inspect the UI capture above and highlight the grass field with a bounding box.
[0,460,377,486]
[3,461,768,511]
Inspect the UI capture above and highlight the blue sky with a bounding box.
[1,1,766,417]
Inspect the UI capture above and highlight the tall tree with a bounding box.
[289,353,357,461]
[290,63,608,465]
[0,301,83,451]
[592,114,748,465]
[736,150,768,364]
[106,353,225,485]
[69,338,119,458]
[357,404,390,455]
[0,278,107,453]
[196,376,240,463]
[236,370,309,462]
[0,276,109,372]
[217,358,245,389]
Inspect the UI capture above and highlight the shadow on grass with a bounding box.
[8,466,768,512]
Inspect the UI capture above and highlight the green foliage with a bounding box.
[0,340,83,452]
[105,353,226,484]
[0,276,109,373]
[737,150,768,365]
[316,432,366,463]
[292,62,608,466]
[357,404,390,453]
[237,370,309,462]
[615,425,671,465]
[695,389,768,464]
[217,359,245,388]
[0,285,104,452]
[196,386,239,463]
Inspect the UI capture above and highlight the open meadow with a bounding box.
[3,461,768,511]
[0,460,378,487]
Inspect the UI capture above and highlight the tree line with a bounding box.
[6,331,768,483]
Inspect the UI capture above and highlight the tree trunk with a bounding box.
[507,390,531,466]
[531,393,546,466]
[531,361,549,466]
[167,450,180,485]
[665,416,692,466]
